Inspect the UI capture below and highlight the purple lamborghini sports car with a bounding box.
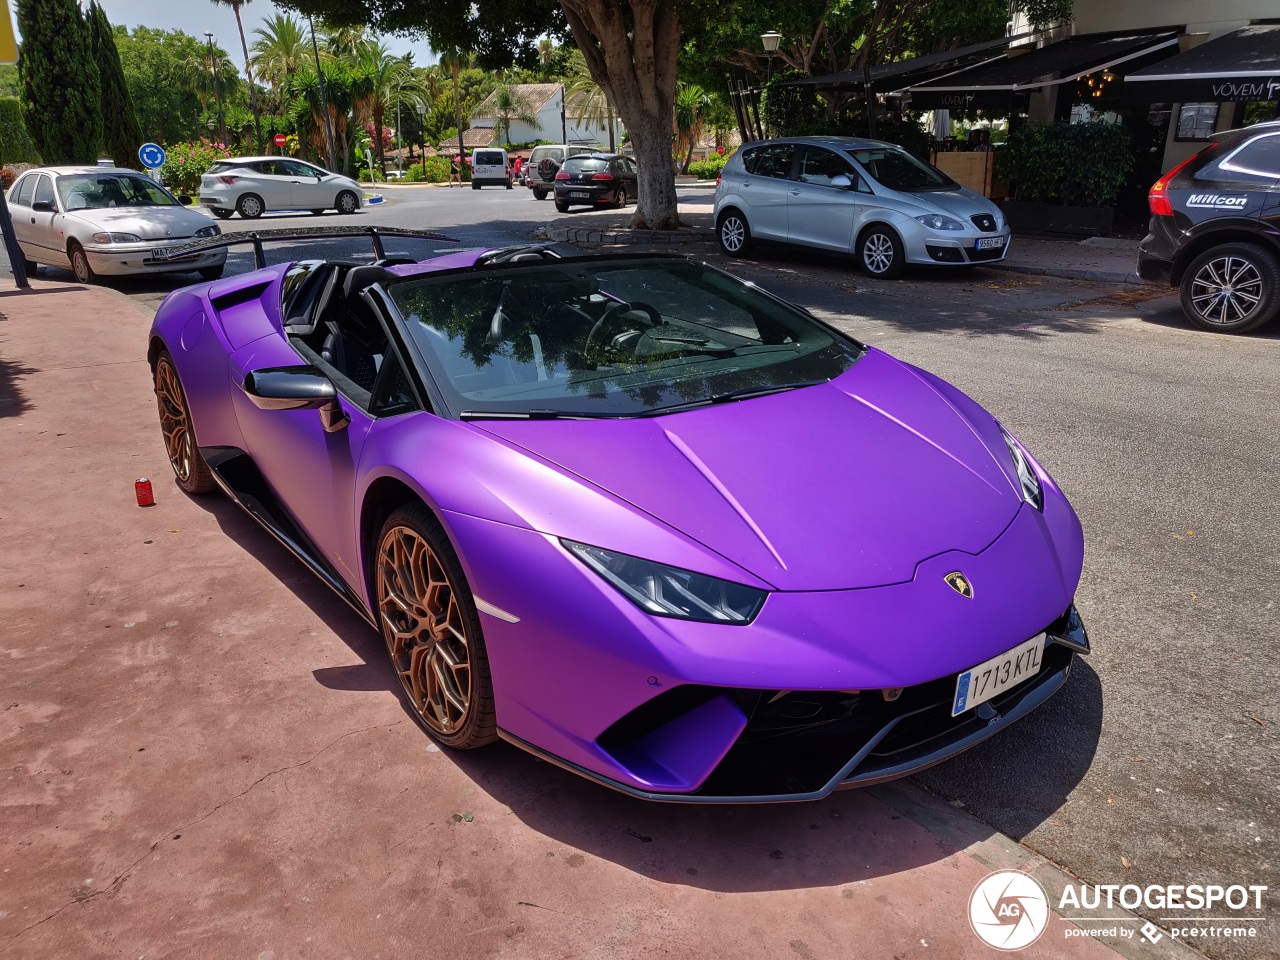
[148,230,1089,802]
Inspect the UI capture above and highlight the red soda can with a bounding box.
[135,478,155,507]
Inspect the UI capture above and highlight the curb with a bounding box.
[989,262,1152,286]
[545,225,714,245]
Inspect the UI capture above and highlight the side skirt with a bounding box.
[201,446,376,628]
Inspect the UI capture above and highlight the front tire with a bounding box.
[236,193,264,219]
[375,503,497,749]
[22,257,38,276]
[198,264,224,281]
[336,190,359,215]
[211,208,234,220]
[717,209,754,257]
[68,241,95,284]
[858,225,906,279]
[1179,243,1280,334]
[153,348,216,495]
[310,209,326,216]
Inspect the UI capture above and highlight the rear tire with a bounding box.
[717,209,754,257]
[22,257,38,276]
[310,209,325,216]
[375,503,497,750]
[533,188,548,201]
[471,182,480,190]
[1179,242,1280,334]
[68,241,96,284]
[858,225,906,279]
[236,193,264,219]
[153,348,216,495]
[211,208,233,220]
[614,186,627,209]
[554,199,570,213]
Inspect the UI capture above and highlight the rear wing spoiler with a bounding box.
[153,225,460,269]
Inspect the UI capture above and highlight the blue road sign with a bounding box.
[138,143,166,169]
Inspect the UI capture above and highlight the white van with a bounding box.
[470,149,511,189]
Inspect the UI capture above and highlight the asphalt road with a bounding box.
[29,184,1280,958]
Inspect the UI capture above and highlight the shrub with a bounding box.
[0,97,40,166]
[0,167,16,190]
[688,153,730,180]
[997,120,1134,207]
[159,139,233,196]
[401,156,453,183]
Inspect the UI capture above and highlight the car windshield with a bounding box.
[851,147,955,192]
[564,158,608,174]
[389,258,862,419]
[58,174,180,210]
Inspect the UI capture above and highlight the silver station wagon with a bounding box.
[713,136,1011,278]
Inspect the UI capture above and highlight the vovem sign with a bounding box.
[1210,78,1280,101]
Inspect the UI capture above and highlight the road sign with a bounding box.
[138,143,166,170]
[273,133,287,147]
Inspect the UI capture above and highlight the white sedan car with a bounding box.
[198,156,363,219]
[6,166,226,284]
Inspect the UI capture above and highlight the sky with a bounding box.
[6,0,437,65]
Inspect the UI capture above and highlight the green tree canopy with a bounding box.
[87,2,144,169]
[16,0,103,163]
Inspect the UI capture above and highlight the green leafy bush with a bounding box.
[401,156,452,183]
[997,121,1134,207]
[159,140,232,196]
[0,97,40,165]
[688,153,730,180]
[0,167,17,190]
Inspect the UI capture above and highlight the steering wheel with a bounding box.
[584,301,662,355]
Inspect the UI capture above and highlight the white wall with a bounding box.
[1010,0,1275,37]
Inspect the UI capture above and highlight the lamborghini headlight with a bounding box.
[562,540,766,624]
[1001,427,1043,511]
[195,224,221,238]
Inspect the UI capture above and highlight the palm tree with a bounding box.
[438,49,473,163]
[674,83,713,174]
[322,23,367,61]
[563,50,616,151]
[352,41,424,174]
[178,46,240,117]
[489,83,540,146]
[209,0,262,153]
[251,13,307,91]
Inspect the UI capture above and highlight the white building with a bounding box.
[469,83,624,149]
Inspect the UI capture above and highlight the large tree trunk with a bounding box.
[560,0,680,229]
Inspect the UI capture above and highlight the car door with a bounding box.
[788,147,870,252]
[740,143,795,240]
[8,173,36,257]
[619,157,639,199]
[245,160,293,210]
[25,174,62,263]
[282,159,332,208]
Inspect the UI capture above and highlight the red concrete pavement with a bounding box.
[0,278,1185,960]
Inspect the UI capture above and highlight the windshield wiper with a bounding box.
[459,409,612,421]
[638,380,827,417]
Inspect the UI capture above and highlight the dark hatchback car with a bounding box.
[553,154,638,212]
[1139,122,1280,333]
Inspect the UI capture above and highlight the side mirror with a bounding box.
[830,174,854,190]
[242,366,337,411]
[31,199,55,213]
[178,195,193,206]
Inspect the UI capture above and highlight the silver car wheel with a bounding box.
[1189,256,1263,326]
[720,216,745,252]
[862,232,895,274]
[337,190,358,215]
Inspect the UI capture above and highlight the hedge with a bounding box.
[996,120,1134,208]
[0,97,40,166]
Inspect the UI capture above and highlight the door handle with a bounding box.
[790,189,800,196]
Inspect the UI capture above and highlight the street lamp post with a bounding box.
[760,30,782,85]
[396,83,405,178]
[204,32,227,148]
[416,103,427,180]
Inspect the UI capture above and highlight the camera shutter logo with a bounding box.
[969,871,1050,950]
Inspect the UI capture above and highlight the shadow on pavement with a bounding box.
[0,353,38,418]
[186,478,1102,894]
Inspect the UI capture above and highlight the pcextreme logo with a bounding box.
[969,871,1050,950]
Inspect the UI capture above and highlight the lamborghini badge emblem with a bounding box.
[944,571,973,599]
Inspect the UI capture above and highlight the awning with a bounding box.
[1125,25,1280,102]
[905,27,1182,112]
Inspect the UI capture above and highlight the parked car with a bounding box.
[6,166,225,284]
[1138,122,1280,334]
[198,156,363,219]
[526,144,595,200]
[553,154,638,211]
[714,136,1011,278]
[471,148,512,189]
[147,233,1088,802]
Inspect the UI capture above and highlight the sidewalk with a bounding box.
[542,199,1148,286]
[0,278,1198,960]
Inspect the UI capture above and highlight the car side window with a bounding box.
[799,148,857,187]
[251,160,282,175]
[279,160,314,177]
[32,174,56,207]
[11,174,34,207]
[1215,134,1280,183]
[747,144,795,180]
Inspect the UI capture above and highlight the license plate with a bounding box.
[976,237,1004,250]
[952,633,1044,716]
[152,246,173,259]
[570,191,589,198]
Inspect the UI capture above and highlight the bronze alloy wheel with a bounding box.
[376,507,496,748]
[153,350,215,494]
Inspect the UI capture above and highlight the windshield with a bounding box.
[390,258,862,419]
[58,174,180,210]
[850,147,955,192]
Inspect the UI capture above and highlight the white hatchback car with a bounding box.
[714,136,1011,278]
[6,166,225,284]
[198,156,363,219]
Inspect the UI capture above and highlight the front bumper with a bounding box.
[906,228,1013,266]
[85,242,227,276]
